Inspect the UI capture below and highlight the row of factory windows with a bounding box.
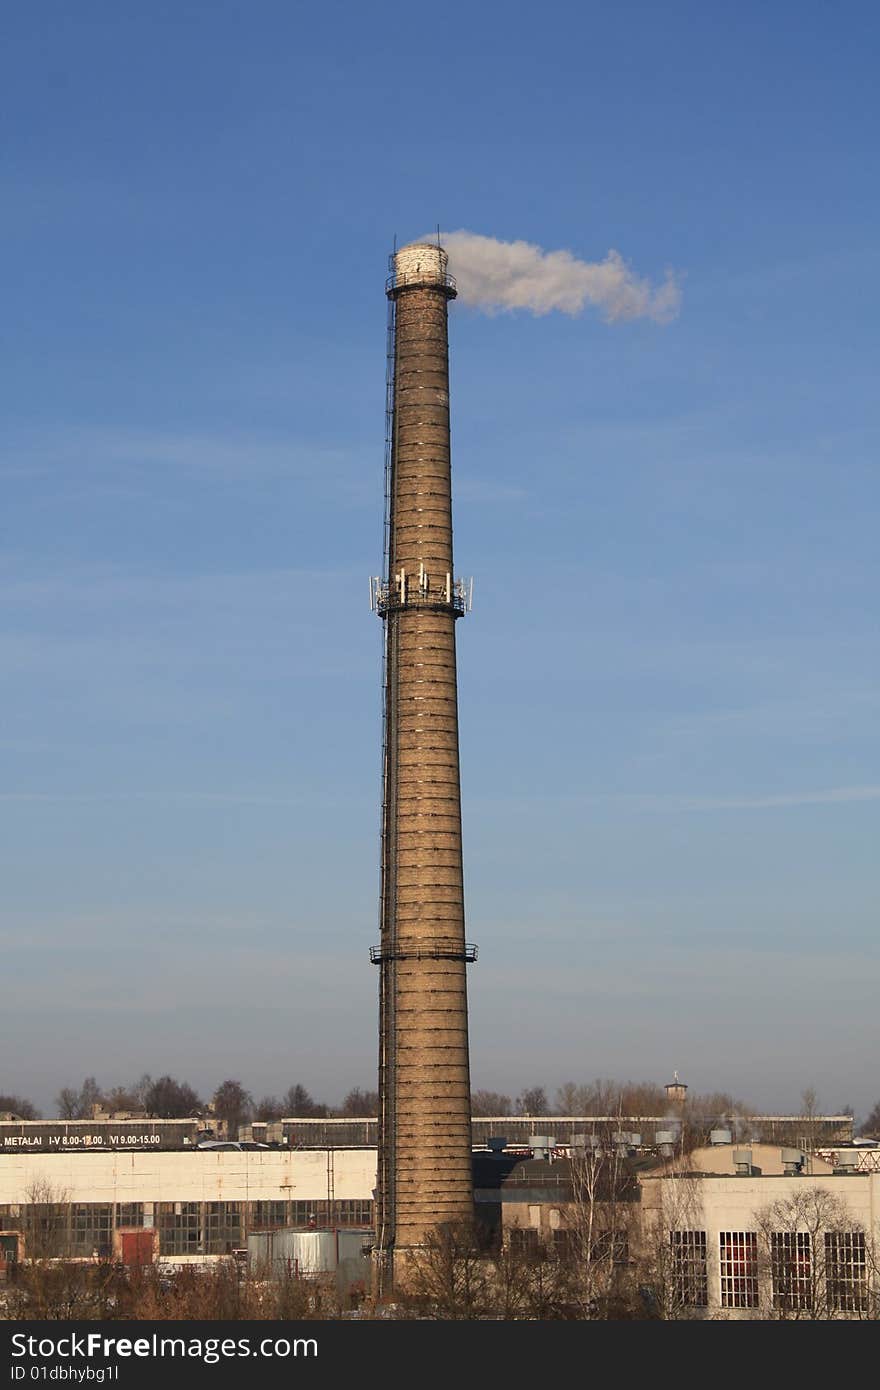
[508,1228,627,1261]
[507,1227,868,1312]
[715,1229,868,1311]
[0,1201,374,1257]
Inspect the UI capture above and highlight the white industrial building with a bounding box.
[640,1161,879,1317]
[0,1148,376,1264]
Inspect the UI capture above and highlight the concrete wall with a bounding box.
[0,1148,376,1206]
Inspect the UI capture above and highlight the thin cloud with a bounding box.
[470,786,880,813]
[656,786,880,811]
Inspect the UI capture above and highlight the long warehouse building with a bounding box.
[0,1149,375,1261]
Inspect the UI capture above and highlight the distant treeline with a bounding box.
[0,1077,378,1134]
[2,1076,874,1136]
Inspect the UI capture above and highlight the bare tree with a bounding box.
[0,1093,40,1119]
[799,1086,821,1164]
[282,1084,327,1118]
[212,1080,253,1139]
[637,1171,708,1319]
[103,1084,146,1115]
[20,1176,71,1262]
[470,1089,512,1116]
[554,1082,593,1114]
[516,1086,549,1118]
[399,1220,494,1319]
[254,1095,284,1122]
[54,1077,104,1120]
[143,1076,201,1118]
[55,1087,80,1120]
[860,1100,880,1138]
[339,1088,379,1117]
[562,1122,642,1317]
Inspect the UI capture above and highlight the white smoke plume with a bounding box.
[440,230,681,323]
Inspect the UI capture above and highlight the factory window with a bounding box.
[719,1231,758,1308]
[670,1230,708,1308]
[70,1204,113,1257]
[824,1231,867,1313]
[21,1204,69,1259]
[290,1201,325,1228]
[592,1231,629,1266]
[771,1231,812,1310]
[205,1202,241,1253]
[250,1201,289,1230]
[335,1200,374,1227]
[157,1202,202,1255]
[508,1227,541,1257]
[552,1228,575,1257]
[115,1203,143,1228]
[0,1207,19,1232]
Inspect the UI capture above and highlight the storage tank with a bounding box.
[247,1227,371,1292]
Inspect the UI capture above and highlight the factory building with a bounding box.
[0,1148,375,1268]
[268,1113,855,1150]
[490,1134,879,1318]
[2,1127,877,1318]
[639,1166,880,1318]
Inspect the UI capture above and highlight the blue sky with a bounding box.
[2,2,878,1119]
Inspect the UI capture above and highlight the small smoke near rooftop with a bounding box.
[439,229,681,323]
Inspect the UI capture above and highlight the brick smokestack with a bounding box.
[371,241,475,1289]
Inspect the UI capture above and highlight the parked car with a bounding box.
[196,1140,269,1151]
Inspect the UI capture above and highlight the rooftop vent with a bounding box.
[733,1148,752,1175]
[655,1129,675,1158]
[833,1151,859,1175]
[528,1136,555,1160]
[710,1129,733,1146]
[781,1148,805,1175]
[570,1135,601,1156]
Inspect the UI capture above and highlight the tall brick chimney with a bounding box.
[371,241,475,1290]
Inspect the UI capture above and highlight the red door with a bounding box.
[121,1230,154,1266]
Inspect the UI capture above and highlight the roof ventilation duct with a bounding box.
[833,1151,859,1175]
[655,1129,675,1158]
[528,1135,555,1161]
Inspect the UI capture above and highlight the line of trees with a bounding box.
[47,1076,380,1136]
[471,1079,754,1120]
[0,1094,40,1120]
[4,1078,878,1136]
[473,1080,875,1142]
